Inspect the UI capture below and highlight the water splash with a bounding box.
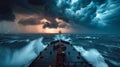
[107,59,120,67]
[54,34,71,42]
[73,46,108,67]
[0,37,47,67]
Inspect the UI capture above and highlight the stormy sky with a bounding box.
[0,0,120,34]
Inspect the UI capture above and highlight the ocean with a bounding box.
[0,34,120,67]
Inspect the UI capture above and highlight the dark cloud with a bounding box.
[0,0,16,21]
[28,0,47,6]
[0,0,120,33]
[0,8,15,21]
[43,18,70,29]
[0,0,44,21]
[43,22,58,28]
[54,0,98,27]
[18,18,40,25]
[18,17,69,29]
[50,0,120,33]
[0,0,57,21]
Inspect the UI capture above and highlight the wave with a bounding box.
[0,37,47,67]
[73,45,108,67]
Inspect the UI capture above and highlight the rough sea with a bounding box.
[0,34,120,67]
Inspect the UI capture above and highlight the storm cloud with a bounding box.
[54,0,120,26]
[0,0,120,33]
[18,18,40,25]
[0,0,16,21]
[18,16,70,29]
[53,0,120,33]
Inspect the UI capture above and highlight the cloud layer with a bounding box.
[0,0,120,33]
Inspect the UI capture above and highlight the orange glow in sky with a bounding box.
[35,25,71,33]
[44,28,70,33]
[1,14,73,34]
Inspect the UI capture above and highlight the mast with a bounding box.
[59,30,62,40]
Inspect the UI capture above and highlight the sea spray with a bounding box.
[0,37,47,67]
[54,34,71,42]
[73,45,108,67]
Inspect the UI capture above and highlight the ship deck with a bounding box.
[29,40,92,67]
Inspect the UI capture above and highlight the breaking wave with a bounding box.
[73,45,108,67]
[0,37,47,67]
[54,34,71,42]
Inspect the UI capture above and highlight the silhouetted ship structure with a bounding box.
[29,31,93,67]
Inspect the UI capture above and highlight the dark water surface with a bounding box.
[0,34,120,67]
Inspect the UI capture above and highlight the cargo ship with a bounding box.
[29,31,93,67]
